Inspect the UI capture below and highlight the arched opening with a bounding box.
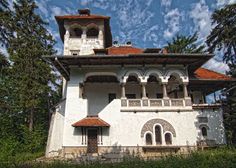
[147,74,162,99]
[167,74,183,98]
[145,133,152,145]
[125,75,141,99]
[70,27,83,38]
[201,126,207,137]
[155,125,162,145]
[87,27,99,37]
[165,133,172,145]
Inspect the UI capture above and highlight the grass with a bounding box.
[1,147,236,168]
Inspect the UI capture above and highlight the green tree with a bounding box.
[6,0,59,133]
[166,33,205,53]
[0,0,13,46]
[207,4,236,144]
[206,4,236,66]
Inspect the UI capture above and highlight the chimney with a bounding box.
[78,9,90,15]
[126,41,132,46]
[113,41,118,46]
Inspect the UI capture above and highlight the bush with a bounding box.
[0,137,21,162]
[0,147,236,168]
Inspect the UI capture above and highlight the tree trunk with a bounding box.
[29,108,34,131]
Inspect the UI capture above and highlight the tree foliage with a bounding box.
[166,33,205,53]
[206,4,236,68]
[0,0,61,157]
[207,4,236,144]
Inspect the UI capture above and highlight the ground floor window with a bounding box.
[145,133,152,145]
[155,125,162,144]
[201,126,207,137]
[165,133,172,145]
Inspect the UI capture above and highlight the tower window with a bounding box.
[70,27,82,38]
[87,28,99,37]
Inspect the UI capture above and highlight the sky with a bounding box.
[9,0,236,73]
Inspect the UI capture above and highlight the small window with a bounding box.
[87,28,99,37]
[126,94,136,99]
[108,93,116,103]
[165,133,172,145]
[145,133,152,145]
[201,127,207,137]
[155,125,162,144]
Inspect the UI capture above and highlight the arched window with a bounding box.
[165,133,172,145]
[155,125,162,144]
[201,127,207,137]
[87,28,99,37]
[145,133,152,145]
[70,27,83,38]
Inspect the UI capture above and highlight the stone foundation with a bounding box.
[58,146,198,159]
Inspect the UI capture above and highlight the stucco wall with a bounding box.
[47,66,225,157]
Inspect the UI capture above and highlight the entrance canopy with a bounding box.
[72,116,110,127]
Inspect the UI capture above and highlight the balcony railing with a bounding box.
[121,98,192,112]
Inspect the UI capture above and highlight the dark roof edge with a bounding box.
[43,53,214,58]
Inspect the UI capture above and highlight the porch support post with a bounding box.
[141,82,147,99]
[183,83,188,98]
[121,83,126,98]
[162,83,168,98]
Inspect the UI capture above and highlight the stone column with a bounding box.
[98,29,103,40]
[162,83,168,98]
[121,83,126,98]
[79,83,84,98]
[81,28,87,39]
[64,26,70,55]
[183,83,188,98]
[141,82,147,99]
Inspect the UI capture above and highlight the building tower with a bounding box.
[56,9,112,55]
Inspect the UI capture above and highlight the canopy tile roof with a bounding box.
[107,46,143,55]
[72,116,110,127]
[194,68,231,80]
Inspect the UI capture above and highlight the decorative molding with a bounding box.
[141,118,176,137]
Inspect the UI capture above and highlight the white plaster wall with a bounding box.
[196,109,225,144]
[46,101,65,157]
[59,67,225,148]
[84,83,121,116]
[99,104,198,146]
[62,70,88,147]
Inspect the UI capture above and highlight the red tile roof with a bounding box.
[72,116,110,127]
[107,46,143,55]
[55,14,110,20]
[194,68,231,80]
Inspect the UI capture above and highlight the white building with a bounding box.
[45,9,233,158]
